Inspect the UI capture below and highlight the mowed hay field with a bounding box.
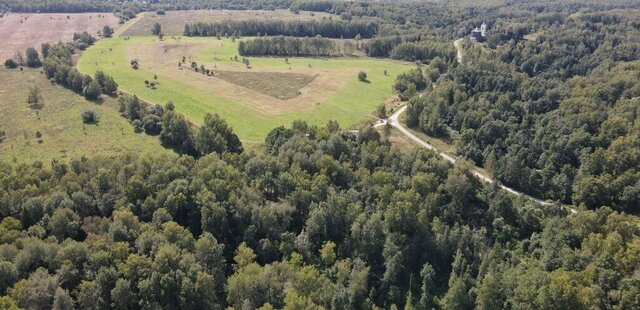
[121,10,334,36]
[77,36,414,141]
[0,68,168,163]
[0,13,120,62]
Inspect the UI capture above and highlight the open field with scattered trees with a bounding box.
[0,68,168,163]
[77,36,413,141]
[0,12,120,61]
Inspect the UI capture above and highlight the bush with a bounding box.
[358,71,367,82]
[82,109,98,123]
[4,59,18,69]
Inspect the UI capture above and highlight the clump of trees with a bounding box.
[393,67,426,100]
[117,95,242,156]
[238,36,336,57]
[72,31,95,50]
[184,19,378,39]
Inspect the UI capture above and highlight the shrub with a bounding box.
[4,59,17,69]
[358,71,367,82]
[27,86,42,106]
[82,109,98,123]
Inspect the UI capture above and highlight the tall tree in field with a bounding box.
[152,23,162,36]
[102,25,114,38]
[27,86,42,107]
[26,47,41,67]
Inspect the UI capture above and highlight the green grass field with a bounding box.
[77,36,414,141]
[0,68,168,163]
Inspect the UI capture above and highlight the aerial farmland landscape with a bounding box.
[0,0,639,309]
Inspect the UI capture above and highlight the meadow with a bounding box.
[0,68,168,163]
[77,36,414,141]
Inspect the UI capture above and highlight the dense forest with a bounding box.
[404,10,640,211]
[0,120,638,309]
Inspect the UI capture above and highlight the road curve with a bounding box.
[376,105,563,208]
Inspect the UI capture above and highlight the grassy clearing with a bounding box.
[77,36,414,141]
[0,68,168,164]
[120,9,334,36]
[214,70,315,99]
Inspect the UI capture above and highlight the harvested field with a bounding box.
[0,12,120,62]
[121,9,334,36]
[213,70,316,100]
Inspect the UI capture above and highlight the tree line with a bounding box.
[0,119,638,309]
[289,0,346,15]
[40,40,116,100]
[184,19,378,39]
[238,36,336,57]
